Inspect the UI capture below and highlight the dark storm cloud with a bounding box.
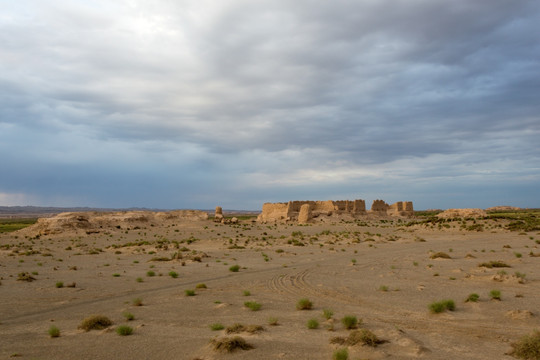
[0,0,539,208]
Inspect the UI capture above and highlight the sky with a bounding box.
[1,0,539,211]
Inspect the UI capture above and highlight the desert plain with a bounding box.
[1,210,539,359]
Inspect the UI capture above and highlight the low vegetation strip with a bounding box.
[0,218,38,233]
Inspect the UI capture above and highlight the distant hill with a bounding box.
[0,206,157,218]
[0,206,258,218]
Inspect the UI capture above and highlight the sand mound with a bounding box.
[436,208,487,219]
[505,310,534,320]
[486,206,521,211]
[19,210,208,236]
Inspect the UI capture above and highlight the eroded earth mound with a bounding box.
[436,208,487,219]
[19,210,208,236]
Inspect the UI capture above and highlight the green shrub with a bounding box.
[510,330,540,359]
[48,325,60,338]
[123,312,134,321]
[333,348,348,360]
[490,289,501,300]
[116,325,133,336]
[136,277,143,283]
[429,299,455,313]
[307,318,319,329]
[210,323,224,331]
[244,301,261,311]
[268,317,278,326]
[229,265,240,272]
[185,289,196,296]
[243,290,251,296]
[112,273,121,277]
[323,309,334,320]
[168,271,178,278]
[296,298,313,310]
[465,293,480,302]
[55,281,64,288]
[196,283,207,289]
[146,270,155,277]
[78,315,113,331]
[341,315,359,329]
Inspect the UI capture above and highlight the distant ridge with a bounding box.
[0,206,165,218]
[0,206,257,218]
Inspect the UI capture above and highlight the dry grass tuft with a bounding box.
[479,261,511,268]
[330,329,385,347]
[509,330,540,359]
[17,272,36,282]
[430,252,451,259]
[211,336,253,353]
[78,315,113,331]
[225,323,264,334]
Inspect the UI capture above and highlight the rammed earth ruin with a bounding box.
[257,199,413,223]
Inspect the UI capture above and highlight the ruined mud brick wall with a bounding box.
[387,201,414,216]
[258,203,289,222]
[257,199,412,223]
[370,200,389,213]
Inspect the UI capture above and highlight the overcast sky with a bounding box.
[1,1,539,210]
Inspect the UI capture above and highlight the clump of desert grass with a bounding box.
[429,299,455,313]
[244,301,261,311]
[509,330,540,359]
[48,325,60,338]
[78,315,113,331]
[307,318,319,329]
[341,315,360,329]
[465,293,480,302]
[323,309,334,320]
[490,289,502,300]
[116,325,133,336]
[210,323,224,331]
[211,336,253,353]
[296,298,313,310]
[333,348,349,360]
[479,261,511,268]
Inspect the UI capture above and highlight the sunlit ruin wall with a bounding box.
[257,199,413,223]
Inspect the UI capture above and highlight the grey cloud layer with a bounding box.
[1,0,539,208]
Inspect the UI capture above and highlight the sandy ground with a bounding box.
[1,217,539,359]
